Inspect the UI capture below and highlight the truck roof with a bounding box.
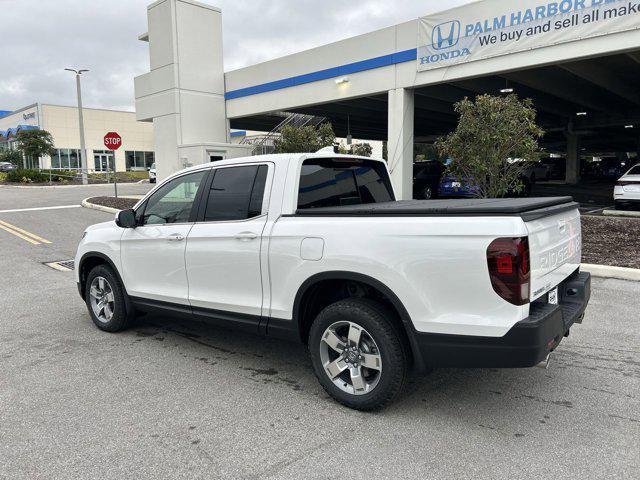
[177,152,386,175]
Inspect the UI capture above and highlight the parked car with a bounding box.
[148,163,156,183]
[413,161,444,199]
[513,160,551,183]
[75,152,590,410]
[0,162,17,172]
[438,174,531,198]
[600,157,627,179]
[614,164,640,210]
[540,157,566,180]
[438,175,478,198]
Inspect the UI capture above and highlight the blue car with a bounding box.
[438,174,532,198]
[438,176,479,198]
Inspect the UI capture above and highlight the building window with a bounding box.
[52,149,81,170]
[93,150,115,172]
[125,150,154,171]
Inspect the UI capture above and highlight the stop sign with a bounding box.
[104,132,122,150]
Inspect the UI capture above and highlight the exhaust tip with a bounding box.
[536,354,551,370]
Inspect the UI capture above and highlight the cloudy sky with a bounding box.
[0,0,473,112]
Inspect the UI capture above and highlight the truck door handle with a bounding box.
[167,233,185,241]
[235,232,258,241]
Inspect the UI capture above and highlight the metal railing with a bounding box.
[240,112,326,155]
[6,166,122,197]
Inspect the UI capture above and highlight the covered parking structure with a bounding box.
[233,50,640,162]
[135,0,640,197]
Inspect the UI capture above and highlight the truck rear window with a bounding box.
[297,158,394,209]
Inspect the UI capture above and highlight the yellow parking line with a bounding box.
[0,223,41,245]
[0,220,51,245]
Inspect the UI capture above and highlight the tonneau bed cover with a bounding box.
[296,197,578,222]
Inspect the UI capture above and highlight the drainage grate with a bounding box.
[44,260,75,272]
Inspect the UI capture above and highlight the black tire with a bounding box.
[308,298,409,411]
[615,201,627,211]
[150,178,156,184]
[84,264,134,332]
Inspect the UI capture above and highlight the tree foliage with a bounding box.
[15,130,56,166]
[435,94,544,198]
[414,143,446,162]
[350,142,373,157]
[0,150,23,165]
[273,123,336,153]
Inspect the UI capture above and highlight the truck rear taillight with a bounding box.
[487,237,530,306]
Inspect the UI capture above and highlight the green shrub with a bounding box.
[122,170,149,180]
[6,169,50,183]
[0,172,7,182]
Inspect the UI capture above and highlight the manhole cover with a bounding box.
[44,260,75,272]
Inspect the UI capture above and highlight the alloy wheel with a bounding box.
[319,321,382,396]
[89,276,115,324]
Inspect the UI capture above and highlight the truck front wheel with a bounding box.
[85,264,134,332]
[308,298,408,410]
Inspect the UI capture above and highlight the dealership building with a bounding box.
[134,0,640,197]
[0,103,155,172]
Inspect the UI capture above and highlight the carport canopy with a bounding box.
[231,49,640,182]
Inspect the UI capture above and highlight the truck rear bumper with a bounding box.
[415,270,591,368]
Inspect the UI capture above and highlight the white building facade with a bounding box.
[0,103,154,172]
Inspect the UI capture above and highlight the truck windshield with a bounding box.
[298,158,394,209]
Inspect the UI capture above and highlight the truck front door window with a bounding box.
[142,171,206,225]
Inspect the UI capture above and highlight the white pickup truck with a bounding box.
[75,152,591,410]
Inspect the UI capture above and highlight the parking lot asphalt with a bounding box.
[0,188,638,479]
[0,183,152,211]
[531,179,616,213]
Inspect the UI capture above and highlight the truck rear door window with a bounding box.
[298,158,394,209]
[204,165,267,221]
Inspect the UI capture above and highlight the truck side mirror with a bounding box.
[115,209,137,228]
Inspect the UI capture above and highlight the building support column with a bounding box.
[388,88,414,200]
[565,130,580,185]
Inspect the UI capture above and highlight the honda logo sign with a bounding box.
[432,20,461,50]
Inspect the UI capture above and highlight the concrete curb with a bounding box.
[81,198,120,215]
[602,208,640,218]
[581,263,640,282]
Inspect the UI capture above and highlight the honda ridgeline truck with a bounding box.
[75,152,590,410]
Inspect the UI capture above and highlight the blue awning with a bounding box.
[0,124,39,140]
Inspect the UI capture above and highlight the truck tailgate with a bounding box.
[526,206,582,301]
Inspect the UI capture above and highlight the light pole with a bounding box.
[65,68,89,185]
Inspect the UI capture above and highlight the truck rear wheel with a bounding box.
[308,298,408,410]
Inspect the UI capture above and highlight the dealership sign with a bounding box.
[417,0,640,71]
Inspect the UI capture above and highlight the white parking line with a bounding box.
[585,206,613,214]
[0,205,81,214]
